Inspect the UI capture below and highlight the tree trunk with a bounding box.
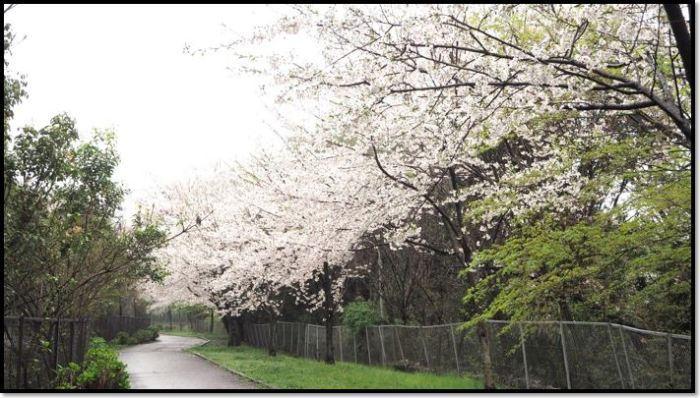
[267,319,277,356]
[223,315,236,346]
[322,261,336,364]
[664,4,693,90]
[325,318,334,364]
[559,300,574,322]
[477,321,495,389]
[209,308,214,333]
[236,316,246,345]
[448,167,495,389]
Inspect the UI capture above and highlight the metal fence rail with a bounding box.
[91,316,151,341]
[243,320,691,390]
[3,316,90,389]
[4,315,152,389]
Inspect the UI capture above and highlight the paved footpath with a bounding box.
[119,334,258,389]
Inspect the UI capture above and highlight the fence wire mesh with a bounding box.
[149,312,226,335]
[241,320,690,390]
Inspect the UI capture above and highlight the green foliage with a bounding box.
[3,85,166,318]
[4,23,26,142]
[341,299,380,335]
[463,168,691,333]
[55,337,130,389]
[4,23,167,320]
[111,331,130,346]
[110,326,160,346]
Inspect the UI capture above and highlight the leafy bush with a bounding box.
[342,299,380,335]
[146,325,159,340]
[56,337,130,389]
[133,329,154,344]
[111,331,130,345]
[110,326,159,346]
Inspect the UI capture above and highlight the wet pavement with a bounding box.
[119,334,259,389]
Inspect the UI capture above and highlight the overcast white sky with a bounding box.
[5,4,301,218]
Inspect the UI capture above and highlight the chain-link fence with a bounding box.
[243,320,691,390]
[3,316,90,389]
[149,312,226,335]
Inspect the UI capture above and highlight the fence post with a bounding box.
[286,323,291,353]
[559,322,571,389]
[68,321,75,363]
[338,327,343,362]
[52,317,61,372]
[378,325,386,365]
[667,333,674,388]
[606,323,624,388]
[316,325,320,360]
[366,327,371,365]
[420,327,430,368]
[298,323,303,356]
[305,324,309,358]
[449,324,461,373]
[395,327,404,361]
[617,326,635,389]
[353,333,357,363]
[76,318,84,363]
[16,316,24,388]
[518,323,530,389]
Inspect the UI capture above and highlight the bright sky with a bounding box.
[5,4,300,218]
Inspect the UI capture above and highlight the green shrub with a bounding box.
[342,299,381,335]
[110,331,130,346]
[56,337,130,389]
[110,326,159,346]
[146,325,159,340]
[133,329,153,344]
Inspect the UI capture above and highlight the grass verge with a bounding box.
[186,337,482,389]
[159,329,226,344]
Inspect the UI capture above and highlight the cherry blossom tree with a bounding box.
[205,4,690,387]
[150,4,694,387]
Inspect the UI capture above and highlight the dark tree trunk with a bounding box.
[236,316,246,344]
[664,4,693,89]
[267,318,277,356]
[209,308,214,333]
[448,166,495,389]
[226,315,244,346]
[222,314,231,336]
[559,300,574,322]
[223,315,238,347]
[322,261,336,364]
[476,322,495,389]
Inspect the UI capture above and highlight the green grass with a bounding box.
[188,339,483,389]
[160,329,227,343]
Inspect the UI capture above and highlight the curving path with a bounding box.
[119,334,258,389]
